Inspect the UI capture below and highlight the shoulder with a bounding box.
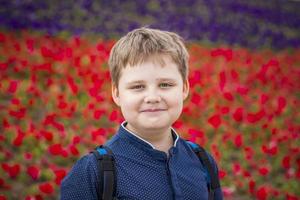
[60,153,99,200]
[65,153,98,176]
[181,140,223,199]
[180,139,219,169]
[105,133,121,148]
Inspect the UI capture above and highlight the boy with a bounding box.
[60,27,223,200]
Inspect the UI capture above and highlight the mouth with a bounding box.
[140,109,167,112]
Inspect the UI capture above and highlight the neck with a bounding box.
[125,124,174,153]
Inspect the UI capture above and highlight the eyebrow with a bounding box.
[126,80,144,85]
[156,78,177,82]
[126,78,177,84]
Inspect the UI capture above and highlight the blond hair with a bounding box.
[108,27,189,86]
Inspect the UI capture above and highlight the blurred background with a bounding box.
[0,0,299,199]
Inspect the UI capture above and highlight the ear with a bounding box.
[111,83,120,106]
[182,79,189,101]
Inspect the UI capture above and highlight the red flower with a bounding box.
[91,128,107,140]
[65,47,73,58]
[243,170,251,177]
[93,109,105,119]
[26,39,34,52]
[261,142,278,156]
[244,146,254,160]
[218,169,226,179]
[24,152,32,160]
[14,43,21,52]
[211,48,233,62]
[188,129,204,138]
[286,194,299,200]
[233,107,244,122]
[33,63,53,72]
[89,87,99,97]
[208,114,221,128]
[189,70,202,88]
[27,165,40,180]
[50,119,65,132]
[231,69,239,80]
[256,186,268,200]
[69,145,79,156]
[223,92,234,101]
[248,179,256,194]
[232,163,241,175]
[109,110,118,122]
[72,136,81,144]
[258,167,269,176]
[222,132,231,143]
[0,178,4,187]
[61,149,69,158]
[2,163,20,178]
[260,94,269,104]
[0,32,6,42]
[247,109,265,123]
[40,46,53,58]
[282,156,291,169]
[7,80,18,93]
[220,106,230,114]
[12,129,25,146]
[277,96,286,114]
[53,169,67,185]
[39,182,54,194]
[191,92,202,105]
[58,101,68,109]
[9,108,26,119]
[0,62,8,71]
[40,130,53,141]
[269,145,278,156]
[236,86,249,95]
[173,120,183,129]
[2,118,10,129]
[43,113,62,130]
[219,71,226,92]
[48,144,63,156]
[234,134,243,148]
[11,98,20,105]
[0,195,7,200]
[67,76,78,94]
[0,135,5,142]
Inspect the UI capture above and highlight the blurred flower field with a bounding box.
[2,1,300,49]
[0,30,299,200]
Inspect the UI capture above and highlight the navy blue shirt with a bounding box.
[60,122,223,200]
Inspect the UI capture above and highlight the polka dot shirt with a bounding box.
[60,122,223,200]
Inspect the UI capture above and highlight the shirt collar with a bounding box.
[119,121,180,149]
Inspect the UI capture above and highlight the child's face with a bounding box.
[112,55,189,135]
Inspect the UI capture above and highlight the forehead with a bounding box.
[129,53,174,68]
[119,55,182,83]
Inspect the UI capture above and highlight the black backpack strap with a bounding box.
[92,145,116,200]
[186,141,220,200]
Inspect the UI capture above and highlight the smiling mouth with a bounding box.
[140,109,166,112]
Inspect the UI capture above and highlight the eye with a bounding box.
[130,85,145,90]
[159,82,173,88]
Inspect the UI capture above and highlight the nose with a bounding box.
[144,89,161,104]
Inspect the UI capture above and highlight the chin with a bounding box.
[141,121,171,130]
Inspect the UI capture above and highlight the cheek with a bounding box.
[119,94,140,109]
[170,92,185,109]
[165,91,184,105]
[119,101,136,120]
[164,98,184,118]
